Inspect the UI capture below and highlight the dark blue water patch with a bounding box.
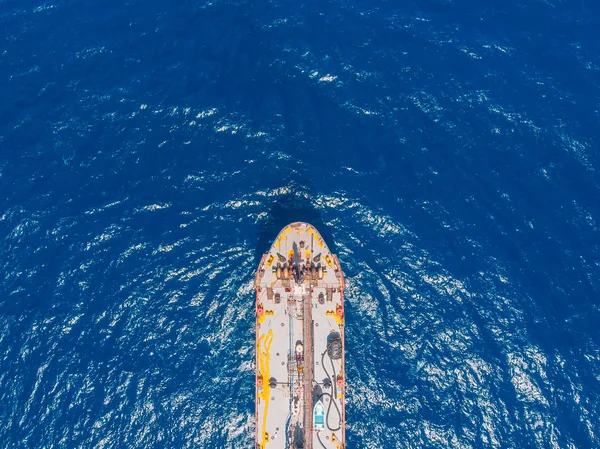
[2,0,600,447]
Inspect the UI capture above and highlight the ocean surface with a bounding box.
[1,0,599,448]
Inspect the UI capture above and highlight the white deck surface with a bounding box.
[255,222,345,449]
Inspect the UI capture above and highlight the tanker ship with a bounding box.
[254,222,346,449]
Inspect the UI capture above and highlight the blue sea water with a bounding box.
[1,0,600,447]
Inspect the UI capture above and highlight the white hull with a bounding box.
[254,222,346,449]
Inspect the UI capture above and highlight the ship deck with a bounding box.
[254,222,345,449]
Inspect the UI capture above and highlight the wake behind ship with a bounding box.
[254,222,346,449]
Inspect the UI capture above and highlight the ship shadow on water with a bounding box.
[254,183,337,265]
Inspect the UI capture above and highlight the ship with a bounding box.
[254,222,346,449]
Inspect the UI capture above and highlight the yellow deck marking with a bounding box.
[258,309,273,324]
[326,310,343,326]
[258,329,274,448]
